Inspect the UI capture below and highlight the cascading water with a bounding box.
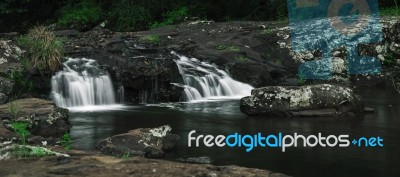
[51,58,117,108]
[172,52,254,102]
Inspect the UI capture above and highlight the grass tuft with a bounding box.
[17,26,63,72]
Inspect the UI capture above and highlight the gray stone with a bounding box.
[0,77,14,95]
[240,84,363,117]
[0,93,7,104]
[97,125,180,158]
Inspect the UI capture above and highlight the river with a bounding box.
[69,87,400,177]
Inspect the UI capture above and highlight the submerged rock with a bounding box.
[0,98,70,137]
[97,125,180,158]
[177,156,212,164]
[240,84,363,117]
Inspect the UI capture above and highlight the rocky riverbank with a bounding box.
[0,123,289,177]
[2,17,399,105]
[0,148,289,177]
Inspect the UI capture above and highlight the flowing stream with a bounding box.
[172,52,254,102]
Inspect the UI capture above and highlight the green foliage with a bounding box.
[60,132,72,150]
[4,145,58,158]
[0,0,31,14]
[298,70,305,86]
[276,58,283,65]
[384,51,395,65]
[121,152,130,159]
[151,7,189,28]
[142,35,160,44]
[8,100,20,119]
[380,7,400,16]
[11,122,31,145]
[8,69,34,95]
[234,55,250,62]
[108,1,151,32]
[217,45,240,52]
[58,0,102,27]
[17,26,64,72]
[9,69,23,83]
[260,28,277,35]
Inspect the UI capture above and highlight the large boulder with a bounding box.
[240,84,363,117]
[0,98,70,137]
[97,125,180,158]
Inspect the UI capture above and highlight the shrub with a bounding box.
[58,0,102,28]
[151,7,189,28]
[108,1,151,32]
[60,132,72,150]
[380,7,400,16]
[11,122,30,145]
[8,100,20,119]
[17,26,63,72]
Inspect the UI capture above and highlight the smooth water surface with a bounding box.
[70,88,400,177]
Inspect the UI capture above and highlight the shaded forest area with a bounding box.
[0,0,399,33]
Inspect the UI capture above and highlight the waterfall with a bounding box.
[51,58,117,108]
[172,52,254,102]
[117,86,125,104]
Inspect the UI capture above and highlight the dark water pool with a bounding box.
[70,88,400,177]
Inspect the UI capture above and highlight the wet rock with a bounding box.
[0,77,14,95]
[0,93,7,104]
[0,124,16,142]
[0,39,22,64]
[97,125,180,158]
[177,156,212,164]
[240,84,363,117]
[53,30,80,37]
[0,98,70,137]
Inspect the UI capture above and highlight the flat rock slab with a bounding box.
[240,84,363,117]
[0,98,70,137]
[0,152,290,177]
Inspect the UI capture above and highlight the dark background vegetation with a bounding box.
[0,0,399,33]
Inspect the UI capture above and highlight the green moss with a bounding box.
[142,35,160,44]
[217,45,240,52]
[0,145,63,158]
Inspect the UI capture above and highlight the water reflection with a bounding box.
[70,87,400,177]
